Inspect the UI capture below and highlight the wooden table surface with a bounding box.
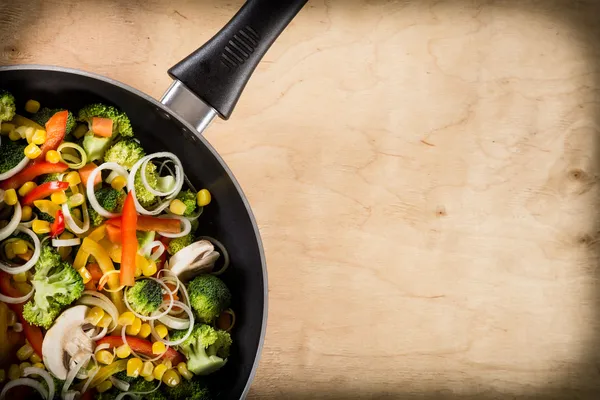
[3,0,600,398]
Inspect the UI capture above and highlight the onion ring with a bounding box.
[87,162,129,218]
[0,226,41,275]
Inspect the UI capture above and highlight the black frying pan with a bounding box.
[0,0,307,398]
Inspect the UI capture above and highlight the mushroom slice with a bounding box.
[42,305,93,380]
[168,240,220,282]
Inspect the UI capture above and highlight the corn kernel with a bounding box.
[7,310,16,327]
[155,324,168,339]
[127,357,143,378]
[50,191,68,205]
[32,220,51,235]
[126,317,142,336]
[29,353,42,364]
[73,124,87,139]
[197,189,211,207]
[116,344,131,359]
[96,380,113,393]
[163,359,172,370]
[8,130,21,141]
[13,272,28,283]
[72,208,82,220]
[97,314,112,329]
[19,126,33,142]
[152,364,167,380]
[144,374,154,382]
[96,349,114,365]
[177,362,193,381]
[32,363,45,370]
[138,323,151,339]
[12,240,28,255]
[1,123,15,134]
[45,150,61,164]
[17,344,34,361]
[4,189,17,206]
[162,369,181,387]
[140,361,154,378]
[24,143,41,159]
[4,243,15,259]
[64,171,81,187]
[18,182,37,197]
[118,312,136,326]
[31,130,46,145]
[142,260,157,277]
[78,266,92,284]
[86,306,105,326]
[21,206,32,221]
[152,341,166,355]
[8,364,20,380]
[110,175,127,191]
[24,100,40,114]
[19,362,31,375]
[0,369,5,383]
[169,199,186,215]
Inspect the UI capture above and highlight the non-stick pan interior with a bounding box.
[0,67,266,399]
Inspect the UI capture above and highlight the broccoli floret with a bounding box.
[134,162,159,208]
[32,108,76,134]
[129,379,167,399]
[38,173,61,184]
[0,90,16,122]
[37,211,55,223]
[126,279,162,316]
[172,324,231,376]
[78,103,133,137]
[137,231,155,248]
[95,187,125,212]
[82,131,112,162]
[46,374,64,399]
[188,275,231,323]
[176,190,198,217]
[22,245,84,328]
[167,233,193,256]
[162,379,211,400]
[87,206,104,227]
[113,370,137,384]
[0,138,26,174]
[104,139,145,170]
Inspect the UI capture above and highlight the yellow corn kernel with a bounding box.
[163,359,172,370]
[31,130,46,145]
[8,130,21,141]
[19,362,31,375]
[72,208,82,221]
[18,182,37,197]
[111,175,127,191]
[50,191,68,205]
[45,150,61,164]
[97,314,112,329]
[7,310,16,327]
[197,189,211,207]
[138,323,151,339]
[118,312,136,326]
[21,206,32,221]
[127,357,143,378]
[152,364,167,380]
[96,379,113,393]
[142,260,157,277]
[126,318,142,336]
[29,353,42,364]
[17,344,34,361]
[73,124,87,139]
[32,220,51,235]
[155,324,168,339]
[86,306,105,326]
[144,374,154,382]
[116,344,131,359]
[140,361,154,378]
[169,199,186,216]
[8,364,20,380]
[4,189,17,206]
[177,362,193,381]
[0,369,5,383]
[24,100,40,114]
[13,272,28,283]
[24,143,42,159]
[32,363,45,370]
[1,123,15,134]
[4,243,15,259]
[152,341,166,355]
[20,127,34,143]
[162,369,181,387]
[12,240,28,256]
[64,171,81,187]
[95,350,114,365]
[78,266,92,284]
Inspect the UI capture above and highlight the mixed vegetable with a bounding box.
[0,90,234,400]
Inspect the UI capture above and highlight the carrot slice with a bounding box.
[119,192,138,286]
[91,117,113,137]
[78,162,102,187]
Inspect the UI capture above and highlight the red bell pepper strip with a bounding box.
[96,336,184,364]
[78,162,102,187]
[50,209,65,238]
[91,117,113,137]
[0,162,69,190]
[0,272,44,357]
[32,110,68,165]
[106,215,181,234]
[106,224,122,244]
[120,192,138,286]
[21,181,69,205]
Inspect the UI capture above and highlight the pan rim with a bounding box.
[0,63,268,399]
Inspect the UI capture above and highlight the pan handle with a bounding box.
[167,0,307,121]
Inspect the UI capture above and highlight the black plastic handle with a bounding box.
[168,0,308,120]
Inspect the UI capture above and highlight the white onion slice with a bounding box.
[62,201,90,235]
[123,278,174,321]
[0,285,33,304]
[88,326,108,341]
[121,326,168,362]
[0,201,21,242]
[95,343,111,353]
[62,353,91,399]
[156,216,191,238]
[0,226,41,275]
[0,156,29,181]
[0,378,49,400]
[23,367,55,400]
[87,162,129,218]
[158,313,190,330]
[81,356,99,394]
[150,300,194,346]
[147,241,165,261]
[140,157,180,197]
[110,376,131,392]
[52,238,81,247]
[18,213,38,228]
[13,322,22,332]
[63,391,79,400]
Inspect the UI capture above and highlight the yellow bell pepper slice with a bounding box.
[87,225,107,243]
[10,115,44,131]
[85,359,127,389]
[33,200,61,217]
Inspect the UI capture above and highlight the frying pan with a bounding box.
[0,0,307,398]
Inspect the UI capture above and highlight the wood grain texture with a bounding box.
[3,0,600,398]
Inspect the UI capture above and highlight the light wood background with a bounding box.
[3,0,600,398]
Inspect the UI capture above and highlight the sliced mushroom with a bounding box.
[42,305,94,380]
[168,240,220,282]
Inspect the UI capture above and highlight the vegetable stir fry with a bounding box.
[0,90,233,400]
